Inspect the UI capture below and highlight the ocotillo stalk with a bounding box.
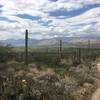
[75,48,81,64]
[87,40,90,58]
[46,47,48,54]
[25,29,28,65]
[78,48,81,64]
[88,40,90,49]
[59,40,62,58]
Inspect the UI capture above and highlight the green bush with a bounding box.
[0,44,12,53]
[34,53,60,66]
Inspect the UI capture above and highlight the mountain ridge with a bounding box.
[0,37,100,47]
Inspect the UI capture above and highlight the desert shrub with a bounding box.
[54,64,71,78]
[68,64,95,85]
[33,53,60,66]
[0,72,78,100]
[0,44,12,62]
[0,44,12,53]
[30,74,77,100]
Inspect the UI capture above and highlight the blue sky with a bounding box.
[0,0,100,40]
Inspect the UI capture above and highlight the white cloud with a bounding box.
[0,0,100,39]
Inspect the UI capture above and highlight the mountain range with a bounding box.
[0,37,100,47]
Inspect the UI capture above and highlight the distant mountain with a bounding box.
[0,39,38,47]
[0,37,100,47]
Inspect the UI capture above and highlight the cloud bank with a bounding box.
[0,0,100,40]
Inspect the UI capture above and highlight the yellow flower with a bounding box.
[22,80,27,83]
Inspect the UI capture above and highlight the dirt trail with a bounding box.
[91,60,100,100]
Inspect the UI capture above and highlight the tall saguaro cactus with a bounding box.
[25,29,28,65]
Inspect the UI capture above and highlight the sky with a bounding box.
[0,0,100,40]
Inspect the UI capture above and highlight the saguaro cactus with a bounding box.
[25,29,28,65]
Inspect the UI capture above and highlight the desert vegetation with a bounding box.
[0,31,100,100]
[0,41,100,100]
